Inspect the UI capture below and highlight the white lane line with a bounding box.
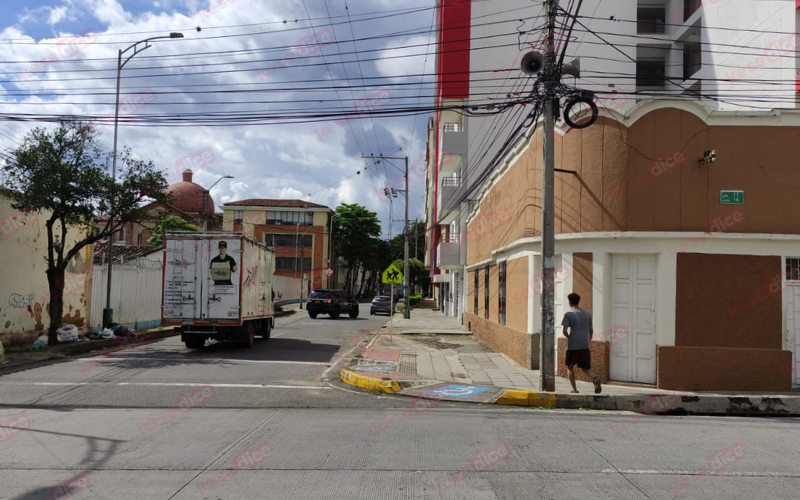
[604,469,800,477]
[81,357,321,365]
[0,382,331,389]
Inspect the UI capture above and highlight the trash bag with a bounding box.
[30,335,49,350]
[100,328,115,339]
[56,324,79,343]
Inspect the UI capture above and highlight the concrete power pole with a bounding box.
[363,155,411,319]
[539,0,558,392]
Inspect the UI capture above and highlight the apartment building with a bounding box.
[427,0,800,391]
[221,200,332,293]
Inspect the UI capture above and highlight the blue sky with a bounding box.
[0,0,435,238]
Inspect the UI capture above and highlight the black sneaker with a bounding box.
[593,377,602,394]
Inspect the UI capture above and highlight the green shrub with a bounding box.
[409,294,422,306]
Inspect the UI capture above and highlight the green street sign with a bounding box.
[720,190,744,205]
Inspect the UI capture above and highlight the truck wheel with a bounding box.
[185,338,205,349]
[330,309,340,319]
[260,319,271,340]
[309,312,318,319]
[241,323,255,348]
[349,309,359,319]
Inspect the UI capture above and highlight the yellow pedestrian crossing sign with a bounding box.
[382,264,403,284]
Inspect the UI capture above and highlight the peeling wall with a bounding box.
[0,193,93,347]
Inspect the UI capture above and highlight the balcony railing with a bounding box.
[443,123,463,132]
[441,176,462,187]
[442,233,460,243]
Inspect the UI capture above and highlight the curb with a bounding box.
[340,369,401,393]
[496,389,557,408]
[338,369,800,416]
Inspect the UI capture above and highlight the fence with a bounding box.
[89,257,164,331]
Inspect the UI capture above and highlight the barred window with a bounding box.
[484,265,490,319]
[787,258,800,281]
[499,262,507,325]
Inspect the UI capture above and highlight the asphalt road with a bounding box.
[1,310,799,499]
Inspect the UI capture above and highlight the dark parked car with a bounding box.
[370,296,395,316]
[306,289,359,319]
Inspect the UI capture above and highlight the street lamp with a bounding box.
[203,175,234,231]
[103,32,185,329]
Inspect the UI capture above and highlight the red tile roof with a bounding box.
[224,199,329,209]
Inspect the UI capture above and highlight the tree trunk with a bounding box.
[357,267,367,297]
[46,266,66,343]
[344,266,352,292]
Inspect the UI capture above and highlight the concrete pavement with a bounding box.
[341,309,800,416]
[2,306,800,499]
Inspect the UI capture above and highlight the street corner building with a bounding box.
[424,0,800,393]
[461,102,800,393]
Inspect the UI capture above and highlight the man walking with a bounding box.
[561,293,601,394]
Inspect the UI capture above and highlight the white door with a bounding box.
[610,255,657,384]
[785,278,800,386]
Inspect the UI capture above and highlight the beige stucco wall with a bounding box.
[505,257,528,333]
[1,194,93,346]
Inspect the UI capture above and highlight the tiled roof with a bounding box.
[223,199,329,209]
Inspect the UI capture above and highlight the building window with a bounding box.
[683,42,701,80]
[498,262,507,325]
[264,234,312,247]
[684,0,701,22]
[484,265,490,319]
[787,258,800,281]
[443,122,462,132]
[637,7,666,34]
[636,58,666,88]
[265,211,313,226]
[233,210,244,222]
[117,227,125,241]
[137,234,142,245]
[275,257,311,272]
[474,269,479,315]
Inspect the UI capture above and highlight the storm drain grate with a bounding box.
[399,351,417,375]
[355,359,397,373]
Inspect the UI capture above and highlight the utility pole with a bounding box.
[363,155,410,319]
[539,0,558,392]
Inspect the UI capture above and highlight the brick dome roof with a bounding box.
[165,169,215,213]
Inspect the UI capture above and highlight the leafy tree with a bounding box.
[331,203,381,292]
[392,258,427,287]
[2,122,168,340]
[148,215,199,247]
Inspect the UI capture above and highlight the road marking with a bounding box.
[604,469,800,477]
[0,382,331,389]
[85,357,321,365]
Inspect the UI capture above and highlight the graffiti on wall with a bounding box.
[8,293,35,309]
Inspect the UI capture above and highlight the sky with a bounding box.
[0,0,436,239]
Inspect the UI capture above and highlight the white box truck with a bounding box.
[162,233,275,349]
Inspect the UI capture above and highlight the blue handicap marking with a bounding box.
[422,384,490,398]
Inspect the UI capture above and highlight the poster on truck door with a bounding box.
[205,238,241,320]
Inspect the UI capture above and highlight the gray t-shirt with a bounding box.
[561,308,592,350]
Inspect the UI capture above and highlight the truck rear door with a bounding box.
[163,238,202,320]
[203,237,242,322]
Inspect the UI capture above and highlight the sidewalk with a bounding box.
[340,308,800,415]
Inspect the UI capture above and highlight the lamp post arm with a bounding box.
[119,36,176,69]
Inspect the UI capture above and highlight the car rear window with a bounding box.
[310,291,331,299]
[374,296,390,301]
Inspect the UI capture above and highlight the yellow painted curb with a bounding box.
[340,369,401,394]
[496,389,557,408]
